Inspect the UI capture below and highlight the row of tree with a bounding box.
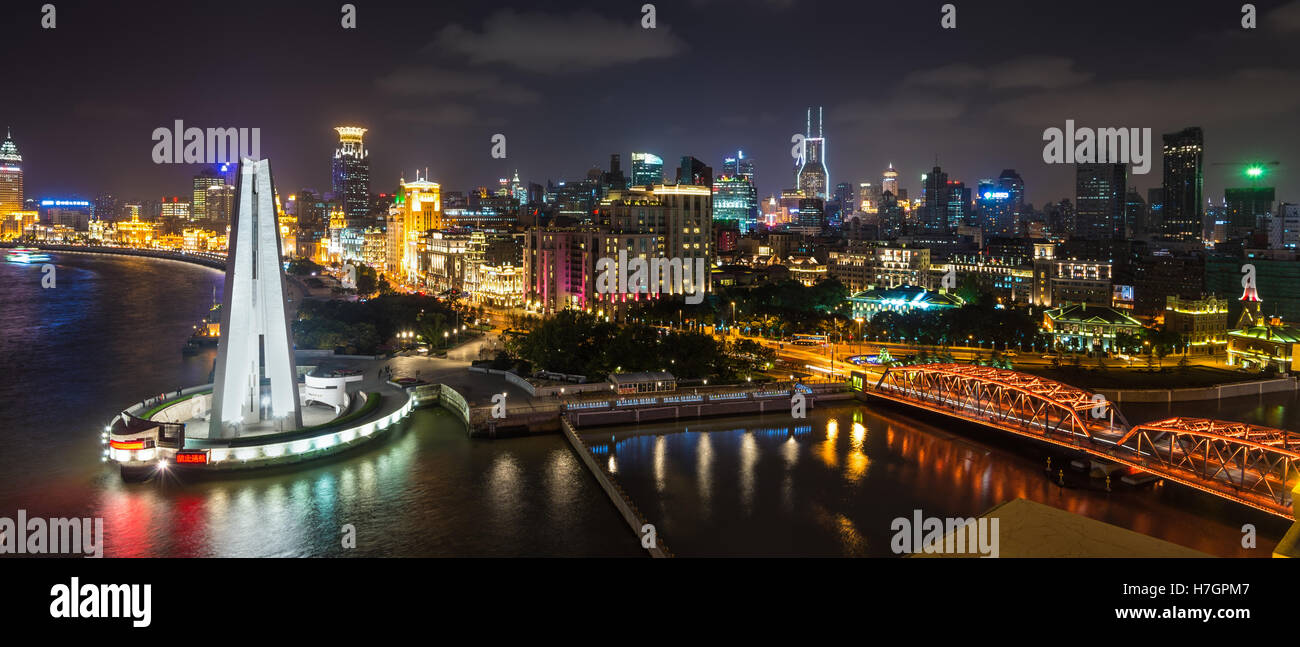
[500,310,775,381]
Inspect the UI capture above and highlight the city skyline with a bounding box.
[4,0,1300,206]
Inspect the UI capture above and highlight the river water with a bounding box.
[2,253,1293,557]
[0,254,640,556]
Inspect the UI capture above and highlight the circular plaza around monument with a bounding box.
[104,371,422,477]
[101,157,470,479]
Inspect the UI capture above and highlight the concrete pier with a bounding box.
[560,416,669,558]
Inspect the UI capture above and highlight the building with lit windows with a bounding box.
[397,175,442,283]
[1161,127,1204,241]
[713,173,757,233]
[114,212,157,247]
[1031,256,1113,307]
[600,183,712,291]
[1043,303,1142,352]
[1165,294,1228,354]
[977,182,1015,236]
[425,230,471,293]
[630,152,663,187]
[466,262,524,308]
[363,227,386,269]
[848,285,963,321]
[796,107,828,200]
[1,210,37,239]
[41,199,94,230]
[1075,163,1127,240]
[828,244,931,293]
[191,168,224,223]
[332,126,371,223]
[523,227,659,314]
[0,128,22,216]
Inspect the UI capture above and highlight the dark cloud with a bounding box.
[903,56,1092,90]
[990,67,1300,126]
[376,66,539,104]
[387,105,483,127]
[1267,0,1300,32]
[433,9,686,73]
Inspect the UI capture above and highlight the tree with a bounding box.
[416,312,447,348]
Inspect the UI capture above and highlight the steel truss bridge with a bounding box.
[866,363,1300,519]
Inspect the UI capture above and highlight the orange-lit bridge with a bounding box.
[860,363,1300,519]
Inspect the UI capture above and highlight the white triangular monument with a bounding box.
[209,158,302,438]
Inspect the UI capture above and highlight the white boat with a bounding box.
[4,247,52,263]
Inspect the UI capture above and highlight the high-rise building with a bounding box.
[713,175,758,234]
[676,156,713,187]
[602,154,627,194]
[945,181,971,230]
[715,150,758,233]
[158,199,191,234]
[1224,187,1275,241]
[1269,203,1300,250]
[1075,163,1127,240]
[921,167,949,231]
[332,126,371,223]
[1124,189,1147,237]
[722,151,755,185]
[191,168,224,222]
[396,174,441,283]
[881,163,899,199]
[996,169,1024,228]
[0,128,22,216]
[797,197,826,231]
[832,182,854,224]
[878,191,905,238]
[1161,127,1204,241]
[1147,187,1164,232]
[630,152,664,187]
[206,184,236,227]
[796,107,828,200]
[93,193,119,222]
[978,181,1015,235]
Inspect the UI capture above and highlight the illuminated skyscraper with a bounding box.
[630,152,664,187]
[192,168,224,223]
[206,184,236,227]
[797,107,828,200]
[978,181,1012,235]
[0,128,22,215]
[1161,127,1203,241]
[332,126,371,223]
[1076,163,1127,240]
[881,163,899,198]
[997,169,1024,224]
[715,150,758,233]
[397,174,442,283]
[676,156,713,187]
[921,166,949,231]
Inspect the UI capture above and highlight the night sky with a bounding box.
[6,0,1300,207]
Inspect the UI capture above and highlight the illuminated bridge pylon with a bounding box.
[869,363,1300,518]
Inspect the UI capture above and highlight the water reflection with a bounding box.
[0,255,639,557]
[588,404,1289,557]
